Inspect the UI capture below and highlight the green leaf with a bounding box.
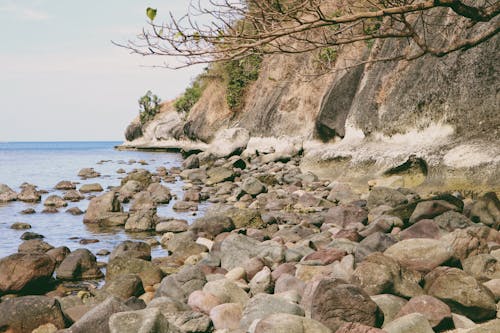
[146,7,157,21]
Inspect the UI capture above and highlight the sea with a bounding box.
[0,141,207,260]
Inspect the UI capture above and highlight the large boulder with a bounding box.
[155,265,207,303]
[241,177,267,196]
[18,239,54,253]
[44,195,67,208]
[469,192,500,229]
[83,191,127,226]
[56,249,103,280]
[109,307,178,333]
[0,183,17,202]
[17,184,41,202]
[203,278,249,306]
[109,240,151,261]
[146,183,172,204]
[207,127,250,158]
[120,169,153,189]
[424,266,497,321]
[254,313,332,333]
[395,295,451,328]
[409,200,460,224]
[383,313,434,333]
[209,303,243,330]
[189,215,235,238]
[125,210,158,232]
[462,254,500,282]
[367,187,408,209]
[107,257,163,287]
[0,296,66,333]
[205,167,235,185]
[125,121,143,141]
[0,253,55,294]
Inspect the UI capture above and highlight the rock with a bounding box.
[434,211,473,232]
[451,313,476,329]
[0,183,17,202]
[0,253,55,294]
[121,169,153,189]
[10,222,31,229]
[384,238,453,272]
[125,210,158,232]
[160,231,197,253]
[17,184,41,202]
[66,296,131,333]
[210,303,243,330]
[146,183,172,204]
[125,121,143,141]
[409,200,460,224]
[223,207,266,229]
[130,191,157,212]
[205,167,235,185]
[424,266,497,321]
[469,192,500,229]
[32,323,58,333]
[190,215,235,238]
[462,254,500,282]
[240,293,305,329]
[155,265,206,302]
[336,323,385,333]
[441,227,489,262]
[107,257,163,287]
[20,208,36,214]
[203,278,249,306]
[146,296,190,315]
[55,180,76,190]
[483,279,500,300]
[249,266,273,295]
[104,274,144,300]
[63,190,85,202]
[18,239,54,253]
[79,183,103,193]
[327,182,360,204]
[78,167,100,179]
[42,206,59,214]
[83,191,124,225]
[108,307,177,333]
[156,220,189,233]
[207,127,250,158]
[255,313,332,333]
[46,246,70,265]
[355,232,398,263]
[383,313,434,333]
[56,248,103,280]
[241,176,267,196]
[275,273,306,296]
[395,295,451,328]
[172,200,198,211]
[302,248,347,265]
[168,310,211,333]
[188,290,222,314]
[118,180,143,201]
[399,219,441,240]
[0,296,66,333]
[367,187,408,209]
[371,294,408,327]
[324,204,368,229]
[66,207,84,215]
[301,278,381,331]
[43,195,67,207]
[182,154,200,169]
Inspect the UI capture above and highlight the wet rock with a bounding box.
[203,278,249,306]
[18,184,41,202]
[424,266,497,321]
[384,238,453,272]
[130,191,157,212]
[18,239,54,253]
[155,265,206,303]
[125,210,158,232]
[241,176,267,196]
[187,290,222,314]
[55,180,76,190]
[209,303,243,330]
[0,183,17,202]
[240,293,304,330]
[83,191,126,225]
[78,168,101,178]
[63,190,85,202]
[301,278,381,331]
[20,208,36,214]
[255,313,332,333]
[189,215,235,238]
[108,307,178,333]
[395,296,451,329]
[65,296,131,333]
[371,294,408,327]
[116,168,126,174]
[383,313,434,333]
[367,187,408,209]
[104,274,144,300]
[0,253,55,294]
[42,206,59,214]
[462,254,500,282]
[118,180,143,201]
[46,246,71,265]
[96,249,110,256]
[0,296,66,333]
[107,257,163,287]
[44,195,68,208]
[79,183,103,193]
[66,207,84,215]
[146,183,172,204]
[11,222,31,229]
[56,248,103,280]
[409,200,460,224]
[156,219,189,233]
[469,192,500,229]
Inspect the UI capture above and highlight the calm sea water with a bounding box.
[0,141,206,259]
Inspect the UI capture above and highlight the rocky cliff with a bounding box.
[122,22,499,194]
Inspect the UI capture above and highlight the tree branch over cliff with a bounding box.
[115,0,500,68]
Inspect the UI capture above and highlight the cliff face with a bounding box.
[123,23,499,193]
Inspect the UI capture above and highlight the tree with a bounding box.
[117,0,499,69]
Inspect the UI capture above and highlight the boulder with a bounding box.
[371,294,408,327]
[433,211,474,232]
[384,238,453,272]
[104,274,144,300]
[125,121,143,141]
[44,195,67,207]
[207,127,250,158]
[46,246,71,265]
[17,184,41,202]
[172,201,198,212]
[209,303,243,330]
[441,227,489,262]
[399,219,441,240]
[301,278,381,331]
[383,313,434,333]
[189,215,235,238]
[203,278,249,306]
[254,313,332,333]
[79,183,103,193]
[83,191,124,225]
[327,182,360,204]
[120,169,153,189]
[469,192,500,229]
[125,210,158,232]
[10,222,31,230]
[241,176,267,196]
[118,180,143,201]
[107,257,163,287]
[55,180,76,190]
[66,207,84,215]
[0,253,55,294]
[109,307,177,333]
[424,266,497,321]
[20,231,44,240]
[205,167,235,185]
[182,154,200,169]
[0,183,17,202]
[63,190,85,202]
[187,290,222,315]
[167,311,211,333]
[409,200,460,224]
[395,295,451,328]
[249,266,273,295]
[146,183,172,204]
[0,296,66,333]
[56,248,103,280]
[462,254,500,282]
[18,239,54,253]
[78,167,101,178]
[156,219,189,233]
[324,205,368,229]
[109,240,151,261]
[130,191,157,212]
[367,187,408,209]
[223,207,266,229]
[155,265,206,302]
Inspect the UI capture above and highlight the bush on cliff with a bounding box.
[139,91,161,125]
[174,79,204,113]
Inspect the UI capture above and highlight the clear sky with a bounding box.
[0,0,203,141]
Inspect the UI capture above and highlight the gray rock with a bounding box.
[203,278,249,306]
[156,219,189,233]
[0,183,17,202]
[146,183,172,204]
[367,187,408,209]
[209,303,243,330]
[155,265,207,303]
[205,167,235,185]
[125,210,158,232]
[83,191,126,225]
[371,294,408,328]
[56,248,103,280]
[409,200,460,224]
[109,240,151,261]
[104,274,144,300]
[462,254,500,282]
[63,190,85,202]
[254,313,331,333]
[79,183,103,193]
[168,311,211,333]
[433,211,473,232]
[17,184,41,202]
[189,215,235,238]
[241,176,266,196]
[55,180,76,190]
[384,313,433,333]
[109,307,178,333]
[107,257,163,287]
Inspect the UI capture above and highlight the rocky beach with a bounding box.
[0,135,499,333]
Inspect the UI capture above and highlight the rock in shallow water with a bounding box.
[0,253,56,294]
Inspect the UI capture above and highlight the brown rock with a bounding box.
[209,303,243,330]
[399,219,441,240]
[395,295,451,328]
[335,322,386,333]
[302,248,346,265]
[0,253,55,294]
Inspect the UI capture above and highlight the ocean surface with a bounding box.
[0,141,207,260]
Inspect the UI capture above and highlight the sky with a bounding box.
[0,0,204,141]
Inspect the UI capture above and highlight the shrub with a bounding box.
[174,80,203,113]
[224,54,262,110]
[138,91,161,125]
